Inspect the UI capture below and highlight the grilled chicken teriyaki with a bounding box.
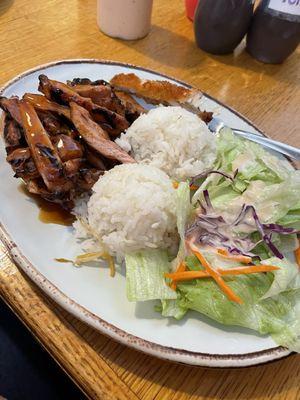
[0,75,142,208]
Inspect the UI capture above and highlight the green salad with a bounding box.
[124,130,300,352]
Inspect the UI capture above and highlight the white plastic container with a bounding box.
[97,0,153,40]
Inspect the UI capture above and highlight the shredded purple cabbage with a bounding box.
[203,189,212,209]
[262,223,297,234]
[186,191,299,260]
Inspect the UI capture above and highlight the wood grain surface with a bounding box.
[0,0,299,399]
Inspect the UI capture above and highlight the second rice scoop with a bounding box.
[116,106,216,181]
[87,164,177,256]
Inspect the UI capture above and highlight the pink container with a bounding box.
[185,0,198,21]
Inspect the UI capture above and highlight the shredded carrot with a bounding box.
[187,241,243,304]
[165,264,279,282]
[172,181,198,191]
[170,261,187,290]
[190,184,199,191]
[217,248,252,264]
[221,264,279,275]
[295,249,300,268]
[166,270,208,281]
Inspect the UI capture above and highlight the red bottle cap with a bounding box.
[185,0,198,21]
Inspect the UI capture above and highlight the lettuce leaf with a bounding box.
[215,128,293,182]
[278,209,300,230]
[177,277,300,348]
[176,181,191,243]
[171,181,192,271]
[162,253,300,351]
[177,273,281,333]
[158,182,192,318]
[192,129,300,229]
[125,249,177,302]
[251,232,298,260]
[272,295,300,353]
[160,298,187,320]
[261,257,300,299]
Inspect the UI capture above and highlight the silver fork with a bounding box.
[208,117,300,161]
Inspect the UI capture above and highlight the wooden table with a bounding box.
[0,0,299,399]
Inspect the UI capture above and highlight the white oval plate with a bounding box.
[0,60,291,367]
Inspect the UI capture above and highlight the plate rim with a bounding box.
[0,58,292,368]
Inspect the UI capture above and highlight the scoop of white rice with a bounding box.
[87,164,177,256]
[116,106,216,181]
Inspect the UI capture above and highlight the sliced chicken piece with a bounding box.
[38,75,129,136]
[0,96,23,126]
[27,178,54,197]
[38,74,97,108]
[3,114,23,150]
[19,100,71,192]
[53,134,83,162]
[68,83,125,116]
[75,168,103,191]
[37,110,79,139]
[70,102,135,164]
[37,111,65,136]
[23,93,71,120]
[88,106,129,137]
[6,147,39,180]
[63,158,84,177]
[68,78,109,87]
[114,91,146,122]
[26,178,73,208]
[110,73,213,123]
[85,147,107,171]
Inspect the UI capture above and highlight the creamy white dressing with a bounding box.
[216,180,280,234]
[97,0,153,40]
[232,152,254,173]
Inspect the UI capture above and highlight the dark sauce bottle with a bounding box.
[194,0,255,55]
[247,0,300,64]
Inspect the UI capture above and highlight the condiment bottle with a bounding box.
[194,0,254,55]
[185,0,199,21]
[247,0,300,64]
[97,0,153,40]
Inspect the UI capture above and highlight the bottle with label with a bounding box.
[194,0,254,55]
[247,0,300,64]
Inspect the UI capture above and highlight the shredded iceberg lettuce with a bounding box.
[171,181,192,271]
[125,249,177,302]
[161,298,187,320]
[261,257,300,299]
[163,254,300,350]
[192,129,300,230]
